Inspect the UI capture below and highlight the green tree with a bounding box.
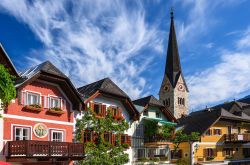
[173,129,199,153]
[0,64,16,117]
[75,108,130,165]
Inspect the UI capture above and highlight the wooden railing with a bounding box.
[144,135,171,143]
[8,140,84,159]
[224,133,250,143]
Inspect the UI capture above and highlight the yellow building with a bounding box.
[175,100,250,165]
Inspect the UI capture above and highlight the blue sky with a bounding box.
[1,0,250,111]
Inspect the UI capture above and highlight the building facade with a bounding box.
[77,78,139,165]
[132,95,177,164]
[0,45,84,164]
[159,11,189,119]
[177,100,250,165]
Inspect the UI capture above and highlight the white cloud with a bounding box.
[204,42,214,49]
[188,27,250,109]
[0,0,163,99]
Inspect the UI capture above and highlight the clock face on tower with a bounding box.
[178,84,185,91]
[164,84,170,92]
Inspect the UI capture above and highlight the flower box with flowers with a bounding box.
[24,104,43,112]
[48,107,65,115]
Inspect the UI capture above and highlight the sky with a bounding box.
[1,0,250,111]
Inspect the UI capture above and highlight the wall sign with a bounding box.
[33,123,48,138]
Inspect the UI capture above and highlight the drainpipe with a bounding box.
[190,141,195,165]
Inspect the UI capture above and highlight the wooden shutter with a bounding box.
[62,99,66,110]
[204,149,208,157]
[90,102,94,112]
[213,149,217,157]
[102,104,106,116]
[118,108,122,117]
[112,134,116,145]
[21,91,26,105]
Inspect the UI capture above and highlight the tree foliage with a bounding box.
[0,64,16,110]
[173,129,199,152]
[76,108,130,165]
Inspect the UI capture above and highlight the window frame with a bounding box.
[26,92,40,105]
[143,110,148,116]
[93,102,102,115]
[49,97,61,108]
[205,129,212,136]
[14,126,31,141]
[50,130,64,142]
[156,111,161,118]
[214,128,222,136]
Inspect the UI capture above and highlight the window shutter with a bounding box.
[213,129,216,135]
[112,134,116,145]
[62,99,66,110]
[118,108,122,117]
[21,91,26,105]
[102,104,106,116]
[90,102,94,112]
[204,149,208,157]
[213,149,217,157]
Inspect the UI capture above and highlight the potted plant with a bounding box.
[24,104,43,112]
[48,107,64,114]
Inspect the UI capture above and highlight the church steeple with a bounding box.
[165,9,183,88]
[159,9,189,119]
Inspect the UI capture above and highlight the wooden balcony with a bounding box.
[7,140,84,160]
[224,133,250,143]
[144,135,172,146]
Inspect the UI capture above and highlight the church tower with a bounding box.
[159,10,189,119]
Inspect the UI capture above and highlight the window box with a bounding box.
[24,104,43,112]
[48,107,65,115]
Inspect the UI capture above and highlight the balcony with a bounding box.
[224,133,250,143]
[144,135,172,146]
[7,140,84,160]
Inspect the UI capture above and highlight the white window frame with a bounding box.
[50,130,64,142]
[49,97,61,108]
[26,92,40,105]
[14,126,31,141]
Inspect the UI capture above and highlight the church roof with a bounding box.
[164,10,188,91]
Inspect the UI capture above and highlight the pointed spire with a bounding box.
[165,8,182,87]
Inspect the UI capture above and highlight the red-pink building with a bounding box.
[0,44,84,165]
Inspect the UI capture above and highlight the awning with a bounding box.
[143,116,177,126]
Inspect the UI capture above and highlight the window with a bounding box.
[156,112,161,118]
[159,149,166,156]
[121,134,126,144]
[238,127,241,134]
[137,149,145,158]
[135,123,144,137]
[143,110,148,116]
[26,92,40,105]
[94,103,102,115]
[205,129,212,136]
[224,148,233,157]
[214,129,222,135]
[163,98,170,107]
[205,148,216,158]
[14,127,30,141]
[171,150,182,159]
[112,107,118,116]
[84,130,93,142]
[104,132,111,143]
[51,130,63,142]
[178,97,185,106]
[243,148,250,158]
[50,97,61,108]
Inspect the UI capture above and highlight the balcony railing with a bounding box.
[144,135,171,143]
[8,140,84,160]
[224,133,250,143]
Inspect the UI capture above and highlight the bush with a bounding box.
[176,158,190,165]
[137,157,150,162]
[150,157,160,162]
[206,156,215,161]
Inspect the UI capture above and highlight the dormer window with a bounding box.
[26,92,40,105]
[143,110,148,116]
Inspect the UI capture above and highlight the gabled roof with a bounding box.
[78,78,139,120]
[163,10,188,91]
[0,43,19,77]
[178,107,250,135]
[78,78,129,99]
[133,95,164,107]
[15,61,83,110]
[133,95,177,122]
